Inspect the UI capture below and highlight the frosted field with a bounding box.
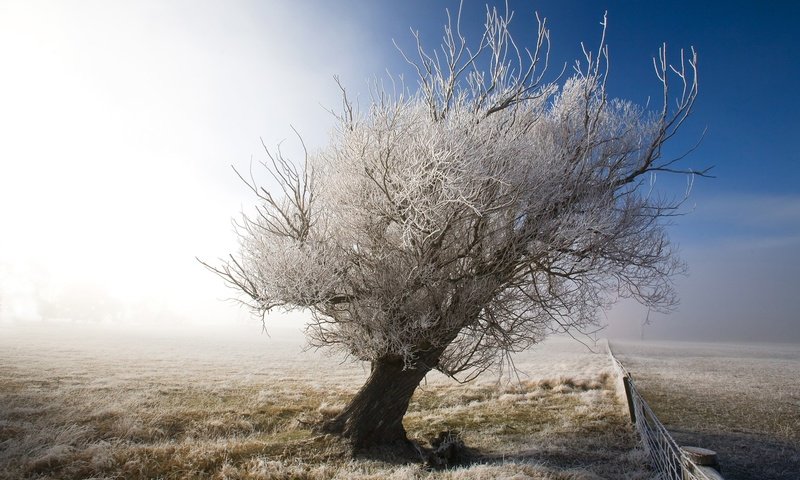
[0,321,650,479]
[612,340,800,480]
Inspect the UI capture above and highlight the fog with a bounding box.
[1,0,798,344]
[0,0,382,333]
[602,192,800,342]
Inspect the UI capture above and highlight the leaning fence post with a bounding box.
[621,374,636,424]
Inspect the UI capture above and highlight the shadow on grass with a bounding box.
[471,436,645,477]
[670,428,800,480]
[348,420,645,475]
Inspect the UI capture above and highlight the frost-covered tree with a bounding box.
[205,6,703,449]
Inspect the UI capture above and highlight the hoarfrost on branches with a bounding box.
[203,4,705,449]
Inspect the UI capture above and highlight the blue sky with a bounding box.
[1,1,798,341]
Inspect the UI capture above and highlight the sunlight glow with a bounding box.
[0,0,378,323]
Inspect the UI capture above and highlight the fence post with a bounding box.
[621,374,636,424]
[682,446,723,479]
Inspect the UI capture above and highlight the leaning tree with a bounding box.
[204,5,704,449]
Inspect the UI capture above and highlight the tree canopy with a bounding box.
[204,5,703,449]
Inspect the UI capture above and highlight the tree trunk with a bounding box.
[322,354,435,449]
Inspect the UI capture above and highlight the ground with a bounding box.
[0,322,650,479]
[612,340,800,480]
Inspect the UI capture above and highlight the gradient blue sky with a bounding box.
[1,1,798,341]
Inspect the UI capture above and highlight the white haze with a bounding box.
[0,0,381,330]
[606,193,800,342]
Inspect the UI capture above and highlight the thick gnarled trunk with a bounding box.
[322,355,435,449]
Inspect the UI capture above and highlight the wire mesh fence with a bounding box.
[607,343,724,480]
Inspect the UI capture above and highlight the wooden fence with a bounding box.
[607,343,724,480]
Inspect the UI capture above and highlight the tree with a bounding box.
[204,5,704,451]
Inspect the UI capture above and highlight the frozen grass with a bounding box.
[0,322,649,479]
[612,340,800,480]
